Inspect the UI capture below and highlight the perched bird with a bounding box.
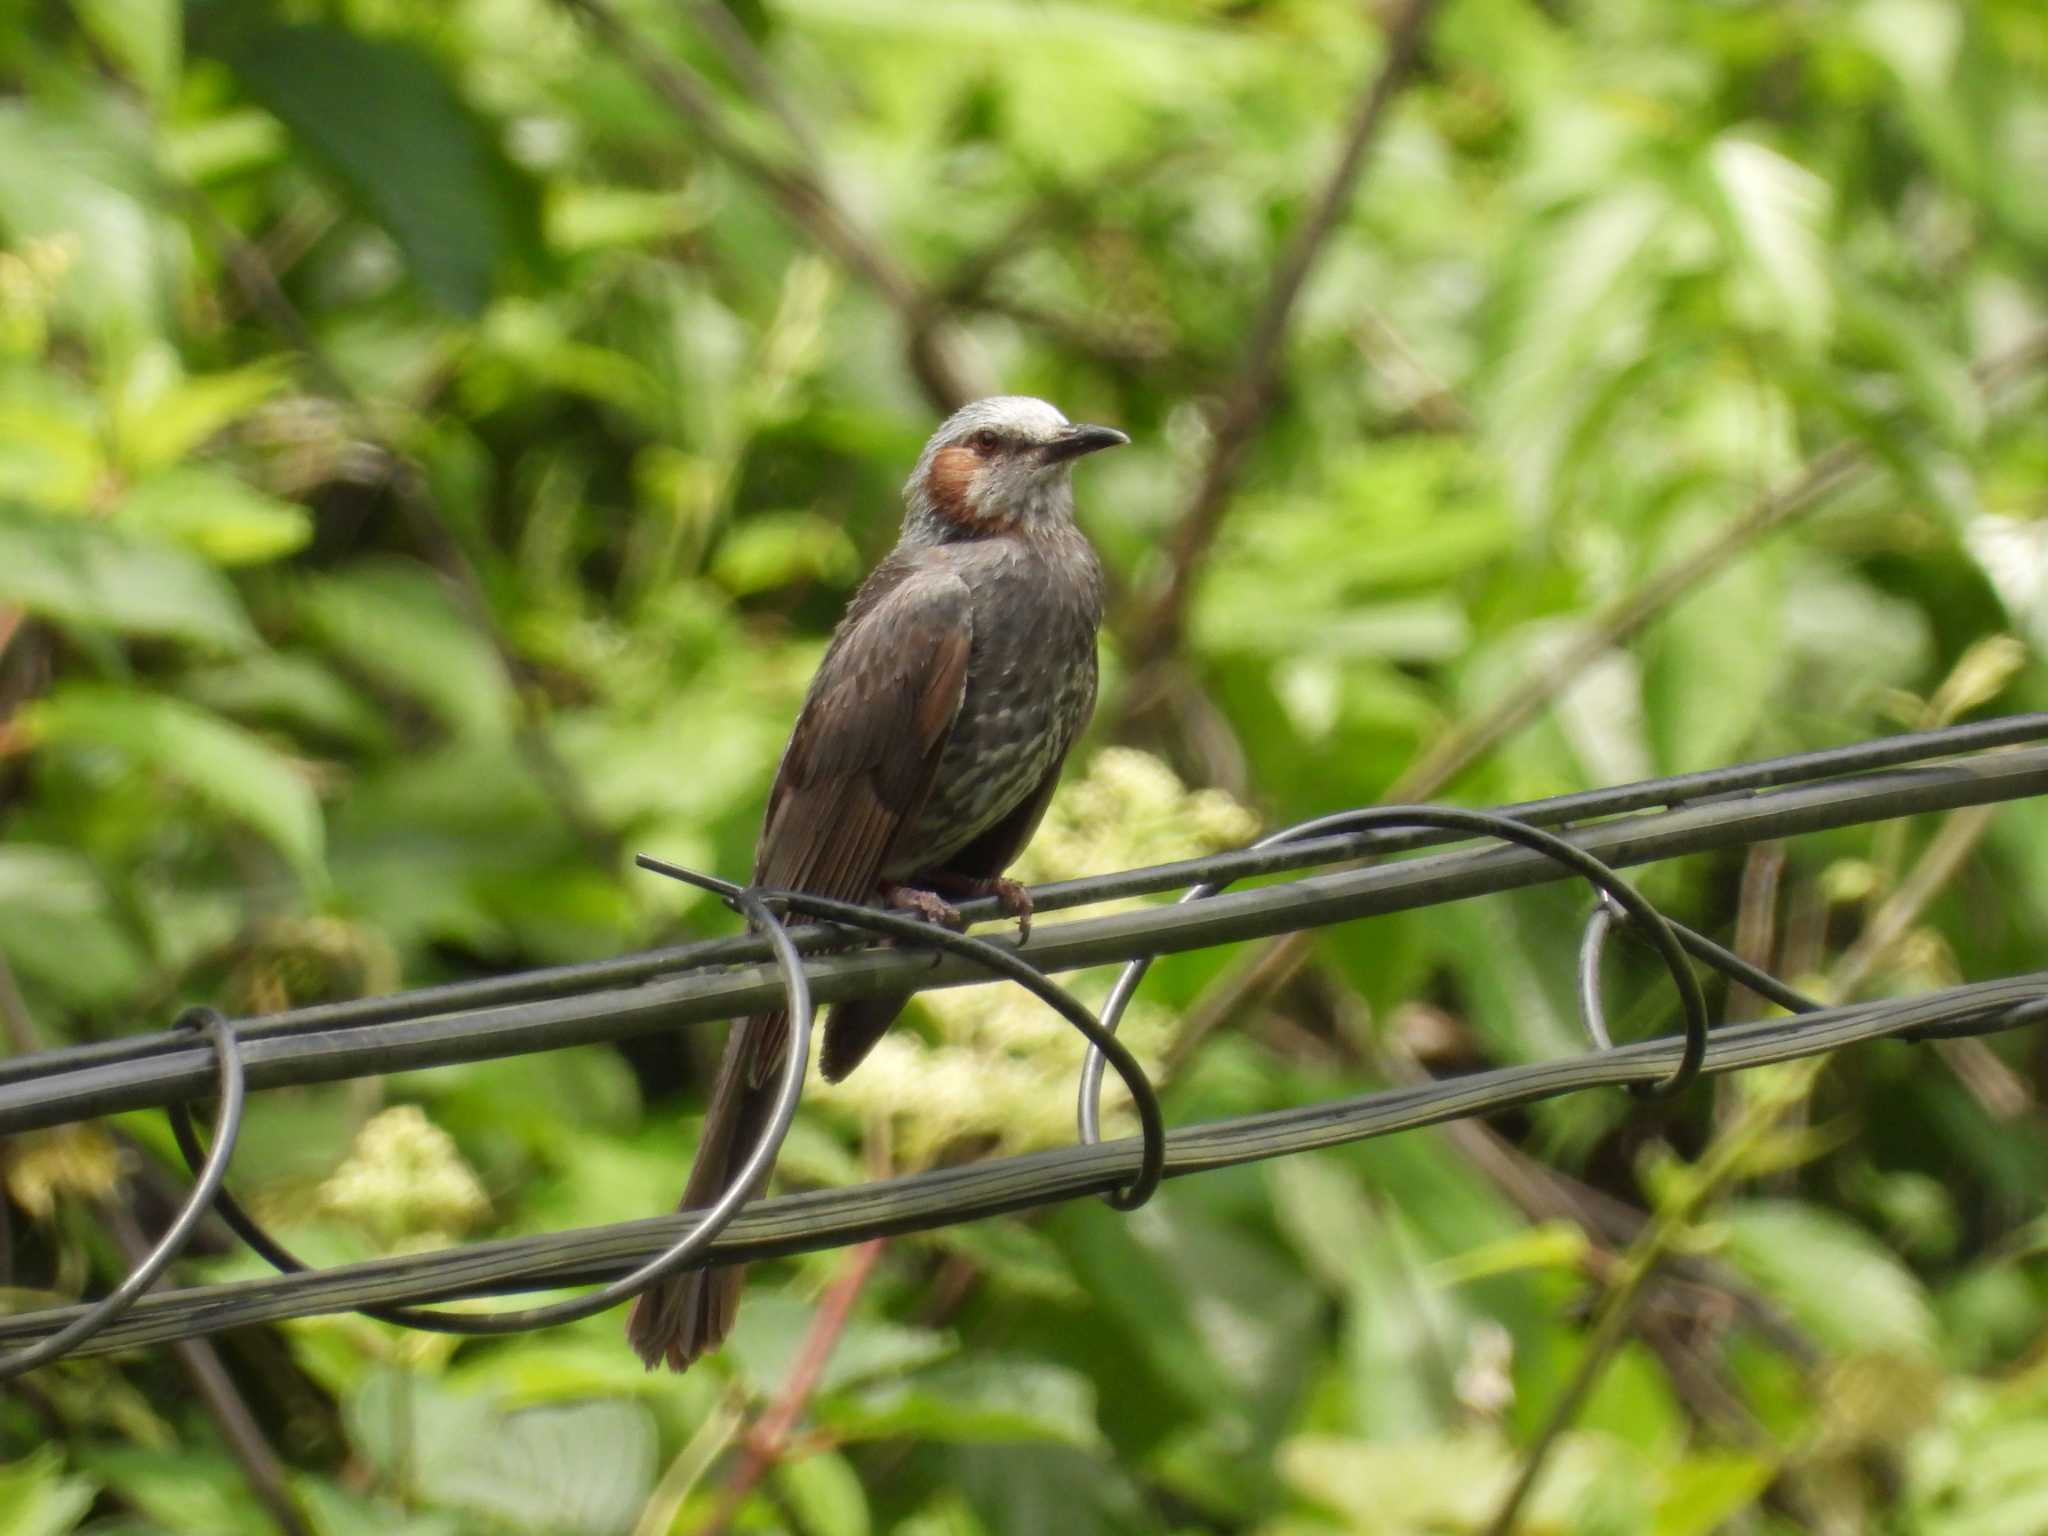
[628,395,1127,1371]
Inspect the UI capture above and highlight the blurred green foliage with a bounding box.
[3,0,2048,1531]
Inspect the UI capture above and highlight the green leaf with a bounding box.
[28,684,324,878]
[117,466,312,565]
[1708,134,1834,350]
[1282,1430,1650,1533]
[925,1218,1086,1304]
[728,1294,956,1399]
[69,1449,272,1536]
[0,101,171,344]
[73,0,180,100]
[1642,510,1783,770]
[298,561,515,741]
[777,1451,871,1536]
[1720,1199,1939,1359]
[207,23,536,314]
[948,1444,1152,1536]
[0,376,105,509]
[711,510,861,596]
[0,845,147,1009]
[545,183,706,254]
[113,360,288,473]
[1653,1453,1774,1536]
[822,1359,1103,1447]
[183,651,392,749]
[292,1483,462,1536]
[0,503,258,649]
[0,1447,96,1536]
[348,1373,657,1536]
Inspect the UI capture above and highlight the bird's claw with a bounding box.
[986,876,1033,944]
[880,881,965,931]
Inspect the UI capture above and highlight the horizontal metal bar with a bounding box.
[4,745,2045,1136]
[7,972,2041,1358]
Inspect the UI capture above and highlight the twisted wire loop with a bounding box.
[166,889,816,1336]
[1576,891,1828,1066]
[635,856,1167,1212]
[1082,807,1715,1134]
[0,1009,246,1382]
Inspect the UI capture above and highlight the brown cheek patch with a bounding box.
[926,445,980,525]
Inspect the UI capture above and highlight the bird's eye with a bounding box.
[969,429,1002,453]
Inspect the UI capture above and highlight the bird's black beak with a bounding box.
[1041,423,1130,464]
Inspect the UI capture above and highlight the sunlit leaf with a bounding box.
[0,378,105,510]
[117,466,312,565]
[112,360,288,473]
[1709,135,1834,350]
[0,503,258,649]
[348,1372,656,1536]
[822,1359,1103,1447]
[0,101,171,344]
[776,1451,871,1536]
[0,1446,96,1536]
[1651,1453,1774,1536]
[1720,1199,1939,1359]
[73,0,180,101]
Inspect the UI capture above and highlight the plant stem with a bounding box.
[697,1238,886,1536]
[1127,0,1443,672]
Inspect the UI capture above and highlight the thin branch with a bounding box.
[1727,842,1786,1025]
[1392,326,2048,802]
[187,194,619,866]
[102,1203,314,1536]
[700,1238,886,1536]
[681,0,828,168]
[0,952,40,1056]
[1484,793,2015,1534]
[1830,803,1997,999]
[633,1391,748,1536]
[562,0,987,412]
[1482,1057,1824,1536]
[1176,326,2048,1043]
[1127,0,1443,669]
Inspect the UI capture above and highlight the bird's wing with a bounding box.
[753,557,973,903]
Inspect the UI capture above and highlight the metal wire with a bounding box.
[7,972,2043,1361]
[7,742,2045,1136]
[160,889,816,1336]
[5,714,2043,1101]
[3,717,2046,1369]
[632,858,1168,1211]
[0,1010,245,1381]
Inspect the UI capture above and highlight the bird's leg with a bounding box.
[918,873,1034,943]
[879,880,966,931]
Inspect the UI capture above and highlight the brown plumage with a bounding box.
[627,396,1126,1371]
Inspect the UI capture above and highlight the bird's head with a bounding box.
[904,396,1128,542]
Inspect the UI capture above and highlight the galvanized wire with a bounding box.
[5,974,2043,1361]
[2,714,2046,1369]
[5,736,2045,1136]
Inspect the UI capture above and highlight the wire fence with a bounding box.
[5,715,2048,1374]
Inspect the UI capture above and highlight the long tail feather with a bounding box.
[626,1011,784,1371]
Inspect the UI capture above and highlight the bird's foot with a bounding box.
[921,874,1033,943]
[880,881,965,931]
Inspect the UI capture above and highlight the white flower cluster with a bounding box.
[317,1104,490,1249]
[1010,747,1260,896]
[808,749,1258,1168]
